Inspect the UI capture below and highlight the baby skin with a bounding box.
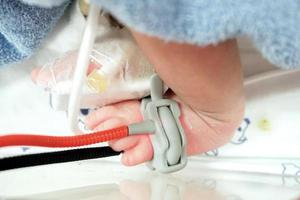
[85,32,245,166]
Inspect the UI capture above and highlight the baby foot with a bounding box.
[85,100,154,166]
[85,96,243,166]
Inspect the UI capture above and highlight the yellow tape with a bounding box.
[87,70,107,93]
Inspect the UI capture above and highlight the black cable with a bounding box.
[0,146,121,171]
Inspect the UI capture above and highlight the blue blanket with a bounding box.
[1,0,299,69]
[92,0,300,69]
[0,0,70,66]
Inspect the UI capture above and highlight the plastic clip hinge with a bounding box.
[141,74,187,173]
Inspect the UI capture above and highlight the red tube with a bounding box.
[0,126,128,148]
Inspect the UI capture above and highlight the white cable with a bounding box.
[243,68,300,86]
[67,5,100,133]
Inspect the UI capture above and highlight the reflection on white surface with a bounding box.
[0,161,300,200]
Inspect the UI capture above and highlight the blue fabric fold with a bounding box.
[92,0,300,69]
[1,0,299,69]
[0,0,70,66]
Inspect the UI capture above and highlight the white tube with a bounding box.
[67,5,100,133]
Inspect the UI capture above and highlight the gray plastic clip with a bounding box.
[141,74,187,173]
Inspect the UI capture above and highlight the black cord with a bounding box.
[0,146,121,171]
